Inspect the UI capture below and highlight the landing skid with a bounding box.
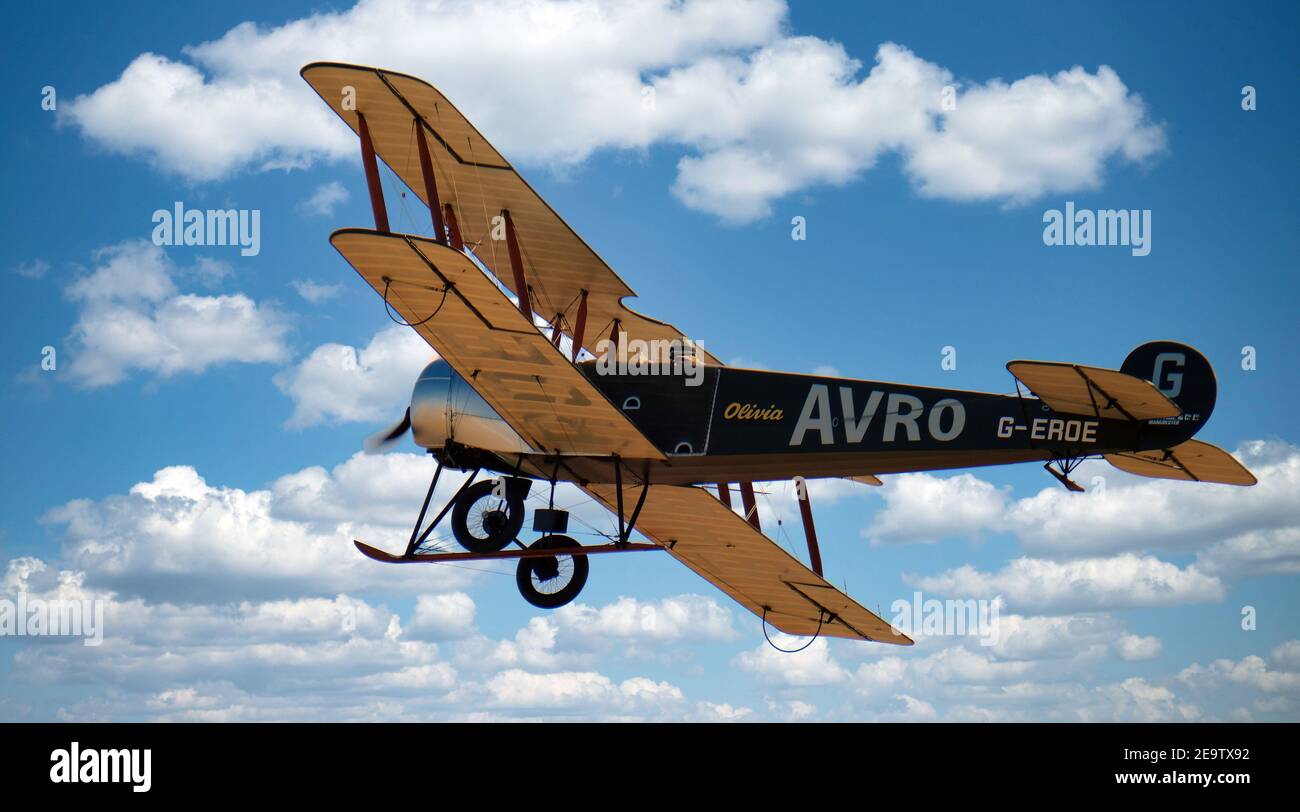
[354,539,661,563]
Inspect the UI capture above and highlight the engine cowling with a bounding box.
[409,360,531,454]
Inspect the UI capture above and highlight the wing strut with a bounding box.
[571,289,588,362]
[739,481,761,531]
[356,112,389,233]
[795,479,823,576]
[414,123,448,246]
[503,209,532,320]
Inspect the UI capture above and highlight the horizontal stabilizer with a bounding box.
[1105,439,1256,485]
[1007,360,1181,421]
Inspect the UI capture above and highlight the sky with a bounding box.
[1,0,1297,721]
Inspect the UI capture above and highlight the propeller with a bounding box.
[364,407,412,454]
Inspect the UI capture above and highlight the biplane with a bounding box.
[300,62,1256,647]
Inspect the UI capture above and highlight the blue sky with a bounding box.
[1,0,1297,721]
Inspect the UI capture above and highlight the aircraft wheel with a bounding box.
[516,535,589,609]
[451,480,525,553]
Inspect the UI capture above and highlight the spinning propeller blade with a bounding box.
[364,407,411,453]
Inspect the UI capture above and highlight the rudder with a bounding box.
[1120,341,1217,439]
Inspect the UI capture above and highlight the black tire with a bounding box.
[451,480,525,553]
[516,535,589,609]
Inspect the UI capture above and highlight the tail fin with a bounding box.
[1120,341,1217,440]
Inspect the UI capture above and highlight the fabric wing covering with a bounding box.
[1105,439,1257,485]
[301,62,719,366]
[581,482,913,644]
[331,229,664,459]
[1006,361,1181,420]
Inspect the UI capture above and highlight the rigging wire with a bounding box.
[382,277,450,327]
[762,607,825,653]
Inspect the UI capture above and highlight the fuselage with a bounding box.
[407,359,1200,486]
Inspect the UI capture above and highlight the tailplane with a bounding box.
[1106,439,1256,486]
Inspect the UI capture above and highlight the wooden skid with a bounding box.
[355,539,661,563]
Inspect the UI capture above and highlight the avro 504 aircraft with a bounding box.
[301,62,1256,646]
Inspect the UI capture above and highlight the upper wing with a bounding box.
[581,481,912,644]
[1106,439,1257,485]
[332,229,664,459]
[301,62,720,365]
[1007,360,1181,420]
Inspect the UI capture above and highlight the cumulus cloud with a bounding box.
[734,637,849,686]
[908,554,1224,614]
[43,452,480,601]
[405,593,477,640]
[274,325,434,427]
[554,595,736,644]
[298,181,349,216]
[60,0,1162,222]
[290,279,342,303]
[847,637,1203,722]
[864,472,1009,545]
[862,442,1300,583]
[63,241,288,387]
[1179,646,1300,695]
[1004,442,1298,563]
[1116,634,1162,661]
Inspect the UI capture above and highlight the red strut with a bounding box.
[502,210,532,320]
[716,482,733,509]
[444,204,464,251]
[739,482,760,532]
[356,112,389,233]
[414,123,447,246]
[571,289,588,362]
[796,480,823,576]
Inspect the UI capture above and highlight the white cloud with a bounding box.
[274,325,434,427]
[13,258,50,279]
[1116,634,1162,661]
[554,594,736,644]
[63,241,288,387]
[864,472,1009,545]
[298,181,350,216]
[484,668,684,713]
[291,279,342,303]
[405,593,477,640]
[846,636,1205,722]
[1004,441,1298,565]
[60,1,1162,222]
[734,637,849,686]
[1179,651,1300,695]
[908,554,1224,614]
[43,452,480,602]
[905,65,1165,203]
[861,442,1300,581]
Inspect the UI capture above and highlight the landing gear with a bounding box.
[360,455,657,612]
[451,479,526,553]
[1044,455,1088,492]
[515,535,589,608]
